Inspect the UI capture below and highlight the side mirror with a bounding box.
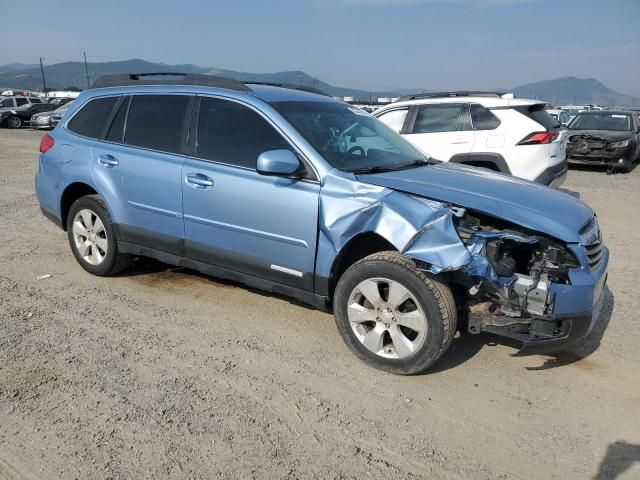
[256,149,301,176]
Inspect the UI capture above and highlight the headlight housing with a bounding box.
[609,139,630,148]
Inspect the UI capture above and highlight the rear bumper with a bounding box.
[534,160,568,187]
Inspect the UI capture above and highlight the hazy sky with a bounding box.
[1,0,639,95]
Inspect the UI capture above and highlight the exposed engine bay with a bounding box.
[451,210,579,341]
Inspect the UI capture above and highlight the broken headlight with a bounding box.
[608,139,629,148]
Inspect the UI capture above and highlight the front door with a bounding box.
[181,96,320,290]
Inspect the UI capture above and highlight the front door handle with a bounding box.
[98,154,119,167]
[185,173,214,189]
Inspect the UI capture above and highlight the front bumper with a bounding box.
[567,146,633,167]
[484,246,609,353]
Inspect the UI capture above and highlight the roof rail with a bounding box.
[243,81,330,97]
[395,91,505,102]
[91,72,251,91]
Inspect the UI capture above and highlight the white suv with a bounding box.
[373,92,568,186]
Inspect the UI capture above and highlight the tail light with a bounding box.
[39,134,54,153]
[517,131,558,145]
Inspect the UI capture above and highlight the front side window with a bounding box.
[124,95,190,154]
[67,96,118,139]
[376,108,408,132]
[271,100,428,173]
[568,113,632,132]
[196,97,290,169]
[412,104,467,133]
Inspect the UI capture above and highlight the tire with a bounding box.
[334,251,457,375]
[66,195,131,276]
[7,116,22,129]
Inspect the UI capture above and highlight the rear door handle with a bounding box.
[185,173,214,189]
[98,154,118,167]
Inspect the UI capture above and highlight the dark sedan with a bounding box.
[566,111,640,172]
[0,103,57,129]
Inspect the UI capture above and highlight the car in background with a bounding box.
[0,96,44,109]
[546,108,571,126]
[373,92,568,186]
[0,102,57,128]
[566,111,640,172]
[30,102,73,130]
[47,97,75,108]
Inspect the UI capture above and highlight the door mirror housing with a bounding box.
[256,149,301,176]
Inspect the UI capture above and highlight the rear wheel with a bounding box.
[334,252,457,375]
[7,116,22,129]
[66,195,131,276]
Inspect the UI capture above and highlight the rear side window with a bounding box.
[124,95,190,154]
[196,97,290,169]
[16,98,28,107]
[376,108,408,132]
[412,104,467,133]
[515,105,560,130]
[106,97,130,143]
[67,96,118,139]
[471,104,500,130]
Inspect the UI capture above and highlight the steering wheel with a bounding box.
[340,146,366,165]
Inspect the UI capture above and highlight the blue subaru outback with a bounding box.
[35,73,609,374]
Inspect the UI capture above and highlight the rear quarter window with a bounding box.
[515,105,560,130]
[67,97,119,139]
[471,104,500,130]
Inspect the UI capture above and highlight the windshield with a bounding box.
[271,101,431,173]
[568,113,632,131]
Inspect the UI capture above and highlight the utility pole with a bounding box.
[83,51,90,89]
[39,57,47,94]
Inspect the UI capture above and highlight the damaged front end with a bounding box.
[567,134,633,170]
[318,173,607,352]
[451,210,586,348]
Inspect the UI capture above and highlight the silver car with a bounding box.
[30,103,72,130]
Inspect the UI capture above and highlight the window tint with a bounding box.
[471,104,500,130]
[106,97,130,143]
[515,105,560,130]
[376,108,408,132]
[15,98,28,107]
[196,97,290,169]
[0,98,13,107]
[124,95,190,154]
[67,97,118,139]
[413,104,464,133]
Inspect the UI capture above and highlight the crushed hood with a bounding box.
[568,130,632,142]
[357,162,592,243]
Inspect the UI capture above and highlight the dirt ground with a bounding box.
[0,128,639,480]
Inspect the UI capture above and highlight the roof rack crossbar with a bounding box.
[395,91,504,102]
[91,72,251,91]
[243,81,330,97]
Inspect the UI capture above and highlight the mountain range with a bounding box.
[1,59,638,107]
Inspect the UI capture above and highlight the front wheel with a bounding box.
[334,252,457,375]
[7,116,22,129]
[66,195,131,276]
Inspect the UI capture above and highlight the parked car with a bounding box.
[30,103,73,130]
[0,102,57,128]
[566,111,640,172]
[0,96,44,109]
[35,73,608,374]
[47,97,75,107]
[373,92,568,187]
[546,108,571,126]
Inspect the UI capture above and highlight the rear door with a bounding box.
[91,94,191,254]
[403,103,474,160]
[181,96,320,290]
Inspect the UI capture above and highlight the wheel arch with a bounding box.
[449,152,511,174]
[327,232,397,301]
[60,182,101,230]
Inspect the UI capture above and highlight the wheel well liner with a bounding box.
[328,232,396,298]
[60,182,98,230]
